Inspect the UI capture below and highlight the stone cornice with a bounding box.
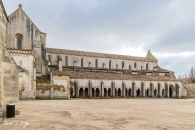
[8,50,35,57]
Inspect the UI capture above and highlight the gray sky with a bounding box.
[3,0,195,77]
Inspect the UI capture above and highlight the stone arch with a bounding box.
[154,89,157,97]
[108,88,111,97]
[136,88,141,97]
[146,89,149,96]
[96,88,100,97]
[129,88,131,97]
[84,88,88,97]
[92,88,95,97]
[104,88,107,97]
[79,88,84,97]
[169,84,174,98]
[118,88,121,97]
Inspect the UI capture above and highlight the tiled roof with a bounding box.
[52,71,178,81]
[46,48,157,62]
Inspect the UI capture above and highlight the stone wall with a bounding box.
[185,84,195,98]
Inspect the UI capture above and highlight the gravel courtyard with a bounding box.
[0,99,195,130]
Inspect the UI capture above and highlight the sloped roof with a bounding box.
[47,48,157,63]
[52,71,178,81]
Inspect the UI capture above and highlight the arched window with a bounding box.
[109,60,112,69]
[146,63,149,70]
[81,58,84,67]
[65,56,68,66]
[134,62,137,69]
[16,34,23,50]
[48,55,51,65]
[95,59,98,68]
[122,61,124,69]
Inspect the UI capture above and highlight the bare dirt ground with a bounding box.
[0,98,195,130]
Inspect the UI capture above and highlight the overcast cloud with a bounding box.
[3,0,195,77]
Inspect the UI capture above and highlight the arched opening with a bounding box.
[137,89,140,97]
[146,89,149,96]
[104,88,107,97]
[79,88,83,97]
[16,33,23,50]
[134,62,137,69]
[96,88,99,97]
[109,60,112,69]
[84,88,88,97]
[169,86,173,98]
[146,63,149,70]
[115,88,117,97]
[122,61,125,69]
[95,59,98,68]
[92,88,95,97]
[154,89,157,97]
[108,88,111,97]
[70,87,74,98]
[129,88,131,96]
[118,88,121,97]
[162,89,165,97]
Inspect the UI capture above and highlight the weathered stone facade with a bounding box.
[0,1,19,111]
[0,2,188,102]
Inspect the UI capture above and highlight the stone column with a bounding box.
[101,83,104,98]
[158,84,161,97]
[150,83,154,97]
[50,72,54,99]
[89,81,92,98]
[83,89,85,97]
[115,89,118,97]
[75,81,79,98]
[112,83,115,97]
[106,89,108,97]
[122,83,126,98]
[132,83,136,97]
[141,83,145,97]
[167,85,169,98]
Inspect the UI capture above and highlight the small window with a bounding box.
[65,56,68,66]
[81,59,84,67]
[122,61,124,69]
[146,63,149,70]
[109,60,111,69]
[141,66,143,70]
[129,65,131,70]
[48,55,51,64]
[95,59,98,68]
[134,63,137,69]
[16,34,23,50]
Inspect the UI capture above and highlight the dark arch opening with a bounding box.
[129,88,131,96]
[169,86,172,98]
[104,88,107,97]
[70,87,74,98]
[118,88,121,97]
[162,89,165,97]
[79,88,83,97]
[137,89,140,97]
[146,89,149,96]
[154,89,157,97]
[84,88,88,98]
[92,88,95,97]
[108,88,111,97]
[96,88,100,97]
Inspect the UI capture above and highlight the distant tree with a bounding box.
[189,66,195,83]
